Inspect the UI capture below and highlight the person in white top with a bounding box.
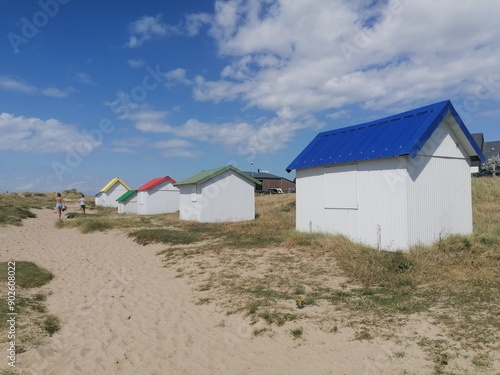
[79,194,86,214]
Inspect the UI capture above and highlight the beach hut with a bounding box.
[95,177,131,207]
[135,176,179,215]
[175,165,261,222]
[286,100,485,251]
[117,190,137,214]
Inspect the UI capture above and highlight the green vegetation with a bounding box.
[0,261,53,288]
[0,205,36,226]
[290,327,303,339]
[43,315,61,336]
[0,262,59,352]
[130,228,203,245]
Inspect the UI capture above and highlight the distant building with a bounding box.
[471,133,484,173]
[287,100,485,252]
[243,170,296,191]
[95,177,131,208]
[482,140,500,160]
[176,165,261,222]
[470,133,500,174]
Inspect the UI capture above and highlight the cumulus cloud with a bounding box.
[0,113,102,153]
[126,15,176,47]
[190,0,500,115]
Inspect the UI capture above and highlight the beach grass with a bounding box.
[0,262,59,352]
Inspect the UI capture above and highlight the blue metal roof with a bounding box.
[286,100,486,172]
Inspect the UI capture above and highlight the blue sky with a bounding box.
[1,0,500,194]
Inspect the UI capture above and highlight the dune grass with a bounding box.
[0,262,59,353]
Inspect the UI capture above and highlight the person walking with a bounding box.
[79,194,86,214]
[55,193,65,219]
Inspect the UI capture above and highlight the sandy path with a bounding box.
[0,208,438,375]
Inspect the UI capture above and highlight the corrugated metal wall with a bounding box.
[406,121,472,246]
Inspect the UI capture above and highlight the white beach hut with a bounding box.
[286,100,485,252]
[95,177,131,208]
[175,165,261,222]
[117,190,137,214]
[135,176,180,215]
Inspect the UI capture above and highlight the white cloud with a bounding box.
[0,75,36,93]
[126,15,175,48]
[327,109,350,120]
[165,68,192,86]
[153,138,200,157]
[128,107,173,133]
[127,59,146,68]
[129,106,317,156]
[185,13,212,37]
[41,86,76,98]
[76,72,95,85]
[0,113,102,154]
[0,75,75,98]
[189,0,500,115]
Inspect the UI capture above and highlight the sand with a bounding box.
[0,206,497,374]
